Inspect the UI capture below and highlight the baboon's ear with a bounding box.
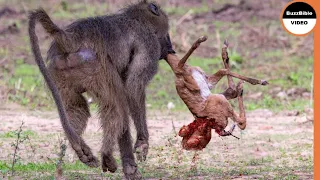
[148,3,160,16]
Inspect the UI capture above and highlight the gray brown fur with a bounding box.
[28,1,170,179]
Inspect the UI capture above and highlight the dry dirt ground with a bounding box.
[0,104,313,179]
[0,0,314,179]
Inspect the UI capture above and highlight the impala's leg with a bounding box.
[223,40,268,86]
[207,40,240,100]
[229,81,246,130]
[210,40,268,99]
[220,40,238,100]
[178,36,208,68]
[208,69,267,87]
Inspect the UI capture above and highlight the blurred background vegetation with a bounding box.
[0,0,313,113]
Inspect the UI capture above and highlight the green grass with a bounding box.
[165,4,210,16]
[0,129,37,138]
[52,3,109,20]
[0,0,313,113]
[0,54,312,112]
[1,150,311,179]
[0,160,106,179]
[4,62,51,108]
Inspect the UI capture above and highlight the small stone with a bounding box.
[302,92,311,98]
[269,87,282,94]
[248,92,262,99]
[167,102,175,109]
[276,91,287,99]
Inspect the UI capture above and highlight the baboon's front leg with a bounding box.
[127,89,149,162]
[125,52,159,164]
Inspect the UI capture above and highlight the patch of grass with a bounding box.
[0,160,101,177]
[0,0,313,114]
[1,53,312,113]
[52,3,109,20]
[165,4,210,16]
[0,129,37,138]
[165,6,189,15]
[4,62,51,108]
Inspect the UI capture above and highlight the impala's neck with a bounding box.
[166,54,182,74]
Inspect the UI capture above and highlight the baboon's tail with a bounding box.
[29,9,72,53]
[28,9,98,167]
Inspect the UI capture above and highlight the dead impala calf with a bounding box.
[165,36,268,150]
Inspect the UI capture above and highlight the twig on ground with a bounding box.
[176,9,193,27]
[167,102,177,136]
[10,121,25,176]
[26,136,36,154]
[55,137,67,180]
[190,151,199,172]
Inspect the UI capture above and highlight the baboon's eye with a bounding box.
[148,3,160,16]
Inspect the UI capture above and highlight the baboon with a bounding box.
[28,1,173,179]
[165,36,268,150]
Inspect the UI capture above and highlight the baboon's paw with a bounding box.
[134,141,149,162]
[73,143,99,168]
[85,156,99,168]
[102,155,118,173]
[123,162,143,180]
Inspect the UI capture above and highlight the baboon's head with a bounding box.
[124,0,169,37]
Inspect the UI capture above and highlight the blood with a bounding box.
[178,117,223,150]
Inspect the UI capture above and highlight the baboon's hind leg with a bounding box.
[98,103,120,173]
[60,90,90,135]
[59,88,99,167]
[96,86,140,179]
[125,56,158,162]
[99,99,142,178]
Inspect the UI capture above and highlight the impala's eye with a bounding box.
[148,3,160,16]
